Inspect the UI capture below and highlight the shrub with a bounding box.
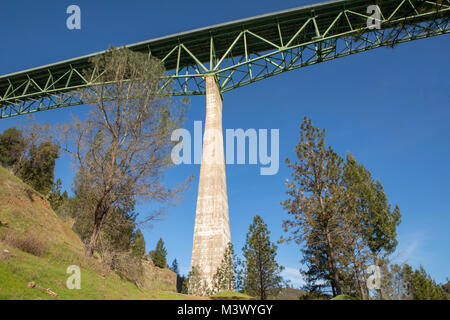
[1,231,47,257]
[103,251,144,286]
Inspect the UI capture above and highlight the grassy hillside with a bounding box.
[0,166,199,300]
[210,290,254,300]
[330,294,357,300]
[271,287,307,300]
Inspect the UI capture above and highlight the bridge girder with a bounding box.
[0,0,449,118]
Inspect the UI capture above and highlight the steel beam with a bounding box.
[0,0,449,118]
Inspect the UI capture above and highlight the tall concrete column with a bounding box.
[190,76,231,290]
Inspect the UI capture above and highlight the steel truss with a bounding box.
[0,0,449,118]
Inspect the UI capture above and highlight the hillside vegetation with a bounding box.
[0,166,198,300]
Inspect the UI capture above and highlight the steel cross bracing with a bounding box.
[0,0,449,118]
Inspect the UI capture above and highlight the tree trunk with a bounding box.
[318,196,342,296]
[362,271,370,300]
[325,228,342,296]
[331,283,336,296]
[353,258,366,300]
[258,249,265,300]
[379,285,385,300]
[85,205,107,257]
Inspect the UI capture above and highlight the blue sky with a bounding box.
[1,0,449,287]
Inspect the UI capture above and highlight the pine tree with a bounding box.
[282,118,402,298]
[131,229,146,258]
[281,117,345,295]
[0,124,61,197]
[150,238,167,268]
[343,153,401,299]
[301,243,332,294]
[212,242,235,294]
[0,127,26,168]
[186,266,209,296]
[382,264,448,300]
[181,276,189,294]
[170,259,180,275]
[442,280,450,296]
[19,140,59,195]
[408,266,448,300]
[242,215,284,300]
[380,263,412,300]
[169,258,184,293]
[48,178,68,211]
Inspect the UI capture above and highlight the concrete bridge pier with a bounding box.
[190,76,231,292]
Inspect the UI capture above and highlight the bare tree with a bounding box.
[58,47,189,257]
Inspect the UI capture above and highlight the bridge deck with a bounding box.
[0,0,449,118]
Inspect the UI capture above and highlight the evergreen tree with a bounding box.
[281,117,345,295]
[48,178,68,211]
[242,215,284,300]
[301,243,332,294]
[170,259,180,275]
[408,266,448,300]
[442,280,450,296]
[378,263,447,300]
[380,263,412,300]
[212,242,235,294]
[150,238,168,268]
[19,140,59,195]
[181,276,189,294]
[131,229,146,258]
[0,127,26,168]
[343,153,401,299]
[176,274,186,293]
[186,266,209,296]
[170,258,185,293]
[282,118,402,298]
[0,124,62,198]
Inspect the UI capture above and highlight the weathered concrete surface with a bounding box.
[190,76,231,290]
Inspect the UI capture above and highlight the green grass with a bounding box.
[0,243,195,300]
[211,290,254,300]
[0,166,200,300]
[330,294,357,300]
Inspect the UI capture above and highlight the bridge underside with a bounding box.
[0,0,449,118]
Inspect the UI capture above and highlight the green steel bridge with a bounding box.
[0,0,449,119]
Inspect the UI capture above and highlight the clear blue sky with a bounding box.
[1,0,449,287]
